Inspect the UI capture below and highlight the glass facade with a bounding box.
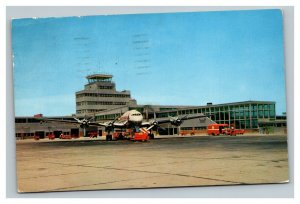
[211,102,276,129]
[156,101,276,129]
[204,102,276,129]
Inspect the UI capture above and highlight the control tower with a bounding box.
[86,74,113,83]
[75,74,137,116]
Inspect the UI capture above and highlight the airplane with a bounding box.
[37,109,212,141]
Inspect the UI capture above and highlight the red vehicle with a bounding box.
[133,128,150,141]
[47,133,55,140]
[207,124,228,136]
[106,129,131,141]
[222,125,245,136]
[207,124,244,136]
[222,127,238,136]
[132,132,149,141]
[112,129,126,140]
[106,128,149,141]
[59,133,72,139]
[88,131,98,138]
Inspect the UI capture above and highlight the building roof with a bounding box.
[204,100,275,107]
[86,74,113,80]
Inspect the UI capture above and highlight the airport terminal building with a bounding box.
[15,74,287,138]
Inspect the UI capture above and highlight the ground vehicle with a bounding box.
[207,124,228,136]
[222,126,245,136]
[88,131,98,138]
[207,124,244,136]
[112,129,126,140]
[132,132,149,141]
[59,133,72,139]
[107,128,149,141]
[47,133,55,140]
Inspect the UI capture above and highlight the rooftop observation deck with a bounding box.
[86,74,113,83]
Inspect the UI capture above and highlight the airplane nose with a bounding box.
[132,116,143,122]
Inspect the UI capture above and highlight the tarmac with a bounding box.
[16,134,289,193]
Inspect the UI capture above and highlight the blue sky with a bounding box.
[12,9,286,116]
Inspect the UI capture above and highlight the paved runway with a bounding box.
[16,135,289,193]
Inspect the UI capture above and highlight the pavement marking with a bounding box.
[40,161,244,186]
[51,174,174,191]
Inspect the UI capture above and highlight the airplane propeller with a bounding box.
[74,115,95,137]
[104,114,120,133]
[170,115,187,126]
[74,116,93,128]
[146,111,159,131]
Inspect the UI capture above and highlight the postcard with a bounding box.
[12,9,288,193]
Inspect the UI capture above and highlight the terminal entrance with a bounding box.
[53,131,62,138]
[71,128,79,138]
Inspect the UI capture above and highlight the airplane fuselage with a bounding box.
[118,110,144,126]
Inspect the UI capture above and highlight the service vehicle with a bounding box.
[207,124,245,136]
[207,124,228,136]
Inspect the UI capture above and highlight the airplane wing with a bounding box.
[97,120,128,128]
[36,116,129,129]
[35,117,102,127]
[158,114,209,125]
[142,114,210,130]
[35,117,79,124]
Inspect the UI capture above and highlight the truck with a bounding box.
[207,124,228,136]
[207,124,244,136]
[107,128,149,141]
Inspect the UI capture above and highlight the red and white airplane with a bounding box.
[99,109,206,128]
[93,109,210,139]
[38,109,211,140]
